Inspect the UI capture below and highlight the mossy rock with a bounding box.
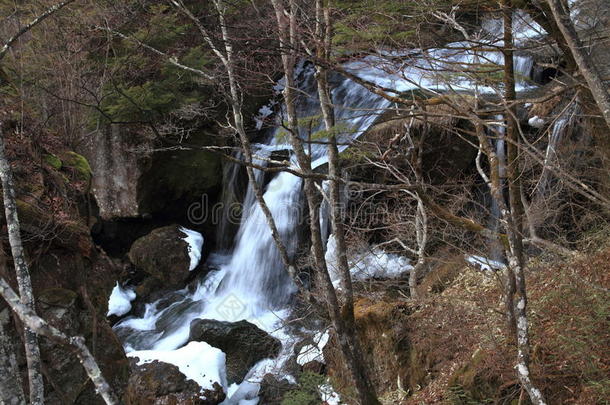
[61,151,92,182]
[15,199,49,228]
[137,147,221,214]
[43,153,62,170]
[38,288,78,307]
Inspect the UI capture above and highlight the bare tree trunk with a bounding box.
[1,4,81,402]
[502,5,547,404]
[501,0,521,344]
[0,124,45,404]
[168,0,300,286]
[408,193,427,299]
[314,0,354,319]
[0,277,119,405]
[543,0,610,130]
[271,1,380,403]
[0,309,26,405]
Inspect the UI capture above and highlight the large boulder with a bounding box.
[189,319,282,383]
[125,360,225,405]
[128,225,197,287]
[84,124,222,220]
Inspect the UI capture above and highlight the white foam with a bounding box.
[297,330,330,365]
[466,255,506,271]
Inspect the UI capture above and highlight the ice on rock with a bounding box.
[324,235,341,284]
[128,341,228,392]
[107,282,136,317]
[350,248,413,280]
[179,227,204,271]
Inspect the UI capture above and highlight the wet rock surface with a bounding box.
[189,319,282,383]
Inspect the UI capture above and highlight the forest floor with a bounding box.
[325,231,610,405]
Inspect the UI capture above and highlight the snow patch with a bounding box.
[254,103,276,130]
[179,227,204,271]
[528,116,545,128]
[128,341,228,392]
[319,382,342,404]
[326,235,412,286]
[107,282,136,317]
[465,255,506,272]
[350,248,412,280]
[297,330,330,366]
[517,363,529,377]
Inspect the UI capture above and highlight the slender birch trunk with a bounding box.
[502,5,547,403]
[0,310,26,405]
[0,0,76,62]
[0,124,45,404]
[0,3,81,402]
[0,277,119,405]
[271,1,380,402]
[168,0,299,286]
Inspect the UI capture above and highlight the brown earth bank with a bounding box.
[323,245,609,404]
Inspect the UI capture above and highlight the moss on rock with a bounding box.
[43,153,62,170]
[61,151,92,182]
[38,288,78,307]
[137,147,221,214]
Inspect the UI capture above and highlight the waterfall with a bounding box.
[111,12,546,402]
[487,116,507,263]
[536,103,578,197]
[113,59,392,404]
[216,152,246,251]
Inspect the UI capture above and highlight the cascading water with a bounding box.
[113,60,393,404]
[111,12,546,403]
[536,103,578,196]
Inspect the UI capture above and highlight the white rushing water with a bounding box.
[112,11,543,404]
[113,59,394,403]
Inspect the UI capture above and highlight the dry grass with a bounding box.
[324,243,610,404]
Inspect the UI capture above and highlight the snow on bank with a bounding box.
[297,330,330,366]
[179,227,204,271]
[350,248,413,280]
[319,382,342,405]
[107,282,136,317]
[528,116,545,128]
[325,235,413,285]
[128,341,228,392]
[465,255,506,272]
